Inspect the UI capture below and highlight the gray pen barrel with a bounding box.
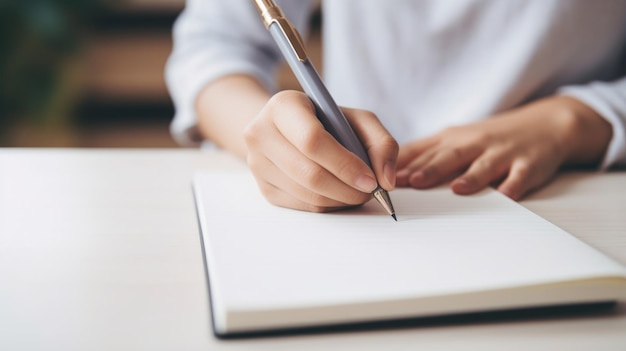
[268,23,373,168]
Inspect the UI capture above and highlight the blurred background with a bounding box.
[0,0,321,148]
[1,0,183,147]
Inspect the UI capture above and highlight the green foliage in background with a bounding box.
[0,0,105,138]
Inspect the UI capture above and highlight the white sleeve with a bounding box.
[165,0,315,146]
[559,76,626,169]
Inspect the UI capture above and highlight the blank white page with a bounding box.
[193,171,626,333]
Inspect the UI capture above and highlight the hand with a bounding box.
[244,90,398,212]
[396,96,612,200]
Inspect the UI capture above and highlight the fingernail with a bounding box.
[384,162,396,188]
[452,178,473,193]
[356,175,377,193]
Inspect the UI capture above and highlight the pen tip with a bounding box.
[391,213,397,222]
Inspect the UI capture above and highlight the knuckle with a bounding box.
[345,108,374,122]
[451,147,465,160]
[478,129,495,144]
[268,90,308,112]
[359,110,380,124]
[298,127,326,155]
[513,161,533,178]
[475,157,493,170]
[420,166,437,179]
[380,135,400,154]
[334,158,360,183]
[299,163,326,189]
[242,123,258,146]
[359,110,377,119]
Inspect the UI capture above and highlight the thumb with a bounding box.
[341,107,399,190]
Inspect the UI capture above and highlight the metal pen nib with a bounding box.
[372,187,396,221]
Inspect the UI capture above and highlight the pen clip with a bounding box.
[272,18,308,62]
[253,0,308,62]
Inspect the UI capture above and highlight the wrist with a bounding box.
[553,96,612,167]
[196,74,271,159]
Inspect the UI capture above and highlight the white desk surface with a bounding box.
[1,148,625,350]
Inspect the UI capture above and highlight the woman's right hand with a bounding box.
[244,90,398,213]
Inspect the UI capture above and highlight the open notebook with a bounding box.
[193,171,626,337]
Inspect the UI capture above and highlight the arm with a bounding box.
[167,0,398,212]
[196,74,270,159]
[165,0,315,146]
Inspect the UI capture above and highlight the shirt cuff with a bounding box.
[166,54,277,147]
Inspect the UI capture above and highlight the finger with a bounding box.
[248,91,372,204]
[253,158,354,212]
[397,137,437,169]
[271,92,379,194]
[256,179,349,213]
[343,107,399,190]
[264,129,371,205]
[407,145,482,189]
[260,133,372,205]
[396,147,439,187]
[451,151,511,195]
[251,149,370,208]
[496,159,555,200]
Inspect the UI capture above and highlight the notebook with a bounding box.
[193,171,626,337]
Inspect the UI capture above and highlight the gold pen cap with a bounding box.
[252,0,308,62]
[253,0,283,28]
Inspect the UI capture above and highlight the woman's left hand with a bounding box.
[396,96,612,200]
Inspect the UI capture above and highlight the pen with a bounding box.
[252,0,396,221]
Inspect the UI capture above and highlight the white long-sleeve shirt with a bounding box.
[166,0,626,168]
